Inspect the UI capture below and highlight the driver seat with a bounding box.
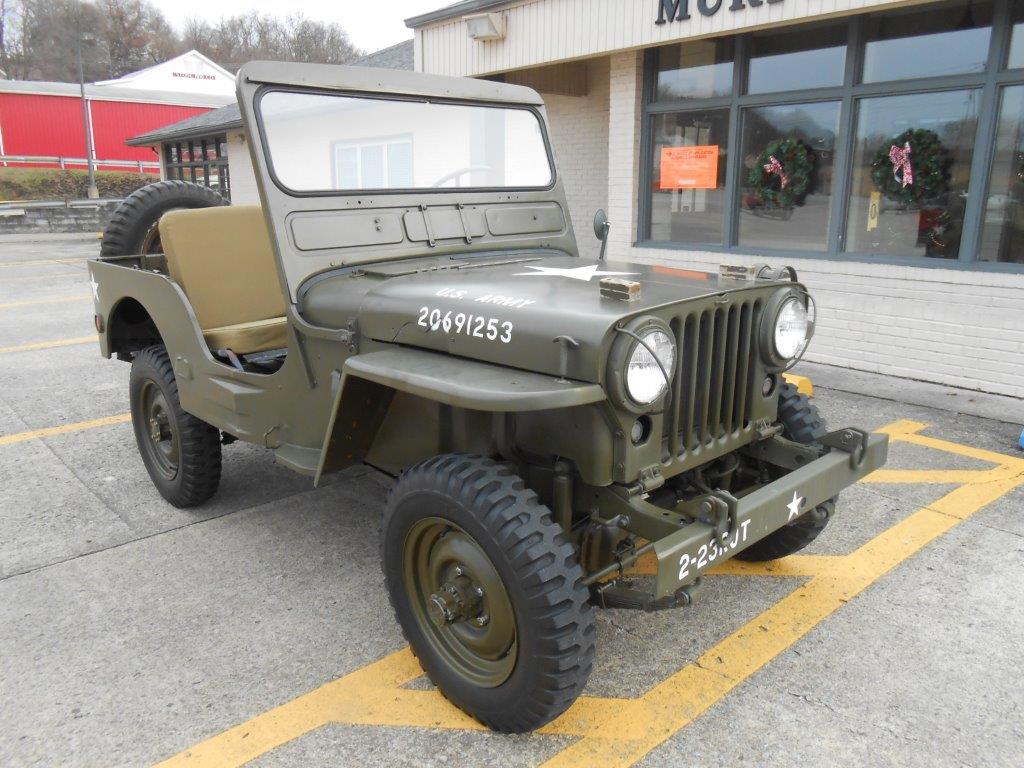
[159,206,289,355]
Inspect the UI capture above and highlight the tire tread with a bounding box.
[381,454,595,733]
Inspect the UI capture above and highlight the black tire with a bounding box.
[130,345,221,507]
[737,382,834,561]
[381,454,595,733]
[100,180,225,257]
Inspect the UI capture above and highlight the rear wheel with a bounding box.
[130,345,221,507]
[381,454,595,732]
[100,180,225,257]
[737,382,834,561]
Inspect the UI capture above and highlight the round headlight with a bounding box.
[625,329,675,405]
[773,297,809,360]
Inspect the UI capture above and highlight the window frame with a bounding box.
[254,87,557,197]
[637,0,1024,273]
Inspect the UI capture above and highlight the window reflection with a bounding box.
[648,110,730,244]
[655,40,734,100]
[738,102,841,251]
[747,26,846,94]
[1009,4,1024,69]
[862,1,992,82]
[978,86,1024,263]
[845,90,981,259]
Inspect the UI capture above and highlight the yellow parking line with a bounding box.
[0,413,130,447]
[0,257,87,268]
[154,422,1024,768]
[0,295,90,310]
[1,271,85,282]
[0,335,95,354]
[782,373,813,396]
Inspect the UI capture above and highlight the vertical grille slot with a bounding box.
[664,295,762,462]
[733,302,753,433]
[722,305,741,435]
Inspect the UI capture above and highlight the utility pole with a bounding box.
[76,20,98,199]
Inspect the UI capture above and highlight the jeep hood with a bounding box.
[301,255,787,384]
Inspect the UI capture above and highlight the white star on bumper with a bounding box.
[513,264,640,282]
[786,491,805,520]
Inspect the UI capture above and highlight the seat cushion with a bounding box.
[202,317,289,355]
[159,206,286,333]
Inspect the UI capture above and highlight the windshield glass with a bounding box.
[259,91,554,193]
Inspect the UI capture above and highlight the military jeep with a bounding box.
[89,62,888,732]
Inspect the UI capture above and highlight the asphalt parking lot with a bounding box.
[1,233,1023,768]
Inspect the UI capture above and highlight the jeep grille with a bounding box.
[664,296,765,462]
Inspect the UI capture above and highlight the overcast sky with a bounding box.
[149,0,442,54]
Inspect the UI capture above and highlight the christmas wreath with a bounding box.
[747,138,815,209]
[871,128,949,206]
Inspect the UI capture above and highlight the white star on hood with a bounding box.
[513,264,640,282]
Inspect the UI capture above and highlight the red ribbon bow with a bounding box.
[763,155,790,189]
[889,142,914,188]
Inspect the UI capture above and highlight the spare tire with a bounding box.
[100,180,226,257]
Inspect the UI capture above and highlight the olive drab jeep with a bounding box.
[89,62,888,732]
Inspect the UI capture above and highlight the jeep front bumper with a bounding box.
[589,429,889,602]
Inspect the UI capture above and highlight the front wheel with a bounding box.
[130,346,221,507]
[381,455,595,732]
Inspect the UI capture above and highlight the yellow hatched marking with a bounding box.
[154,421,1024,768]
[0,413,130,447]
[781,373,813,396]
[0,295,90,309]
[0,335,95,354]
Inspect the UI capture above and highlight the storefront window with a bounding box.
[648,110,730,244]
[747,26,846,94]
[845,90,981,259]
[978,86,1024,263]
[655,39,734,100]
[1009,5,1024,69]
[861,1,992,82]
[738,102,841,251]
[640,0,1022,270]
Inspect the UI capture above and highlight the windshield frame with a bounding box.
[254,85,558,198]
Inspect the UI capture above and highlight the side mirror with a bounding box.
[593,209,611,261]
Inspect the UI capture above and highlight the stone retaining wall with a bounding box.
[0,200,120,234]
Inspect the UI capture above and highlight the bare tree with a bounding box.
[0,2,364,82]
[183,11,363,72]
[285,14,361,65]
[100,0,176,76]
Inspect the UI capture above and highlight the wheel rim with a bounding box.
[138,380,178,480]
[140,221,164,255]
[403,516,517,688]
[140,206,186,254]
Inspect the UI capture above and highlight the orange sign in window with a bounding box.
[659,145,719,190]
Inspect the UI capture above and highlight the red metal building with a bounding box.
[0,52,235,174]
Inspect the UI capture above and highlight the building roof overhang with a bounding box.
[405,0,514,28]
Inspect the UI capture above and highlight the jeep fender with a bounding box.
[314,346,605,484]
